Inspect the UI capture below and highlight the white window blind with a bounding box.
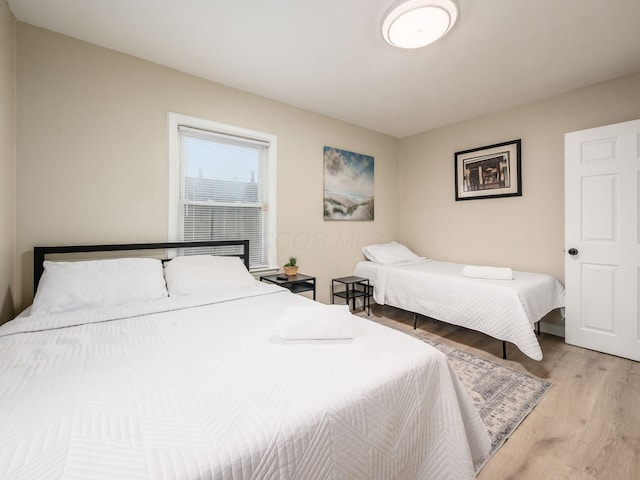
[174,123,274,270]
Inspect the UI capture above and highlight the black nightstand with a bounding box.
[331,276,372,315]
[260,273,316,300]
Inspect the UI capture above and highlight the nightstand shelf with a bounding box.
[260,273,316,300]
[331,276,372,315]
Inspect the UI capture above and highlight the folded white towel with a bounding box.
[277,304,354,340]
[462,265,513,280]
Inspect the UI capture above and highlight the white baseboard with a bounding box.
[540,321,564,338]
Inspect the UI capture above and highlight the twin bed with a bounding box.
[0,240,490,480]
[354,242,566,361]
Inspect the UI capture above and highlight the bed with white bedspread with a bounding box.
[0,241,490,480]
[354,258,565,361]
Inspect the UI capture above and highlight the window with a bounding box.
[168,113,277,270]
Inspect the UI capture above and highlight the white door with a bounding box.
[565,118,640,361]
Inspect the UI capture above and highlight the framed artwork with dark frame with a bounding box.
[454,139,522,201]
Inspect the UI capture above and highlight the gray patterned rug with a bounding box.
[366,316,552,473]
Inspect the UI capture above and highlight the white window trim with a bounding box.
[167,111,278,270]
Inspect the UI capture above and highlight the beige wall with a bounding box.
[15,24,399,310]
[14,21,640,329]
[399,72,640,332]
[0,1,15,324]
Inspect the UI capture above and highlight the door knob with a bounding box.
[568,248,579,255]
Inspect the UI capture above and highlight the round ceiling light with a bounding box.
[382,0,458,49]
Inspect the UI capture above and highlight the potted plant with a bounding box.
[283,256,298,276]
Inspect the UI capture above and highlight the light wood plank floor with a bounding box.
[366,305,640,480]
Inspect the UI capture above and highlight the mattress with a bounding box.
[0,283,489,480]
[354,260,565,360]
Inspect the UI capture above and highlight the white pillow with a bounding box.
[163,255,257,296]
[362,243,382,262]
[31,258,169,316]
[362,241,422,265]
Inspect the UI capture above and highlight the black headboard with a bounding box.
[33,240,250,295]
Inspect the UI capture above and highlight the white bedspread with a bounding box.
[0,283,489,480]
[354,260,565,360]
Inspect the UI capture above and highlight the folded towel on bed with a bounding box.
[462,265,513,280]
[277,305,354,340]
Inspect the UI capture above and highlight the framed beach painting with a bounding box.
[323,146,374,220]
[455,139,522,201]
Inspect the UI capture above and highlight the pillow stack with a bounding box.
[30,254,258,316]
[163,255,257,296]
[362,241,423,265]
[32,258,169,315]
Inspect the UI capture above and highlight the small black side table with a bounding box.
[260,273,316,300]
[331,276,372,315]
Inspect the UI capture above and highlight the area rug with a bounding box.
[366,316,552,473]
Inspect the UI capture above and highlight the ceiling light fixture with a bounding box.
[382,0,458,49]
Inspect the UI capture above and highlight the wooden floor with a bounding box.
[367,305,640,480]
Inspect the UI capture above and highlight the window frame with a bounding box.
[167,112,277,271]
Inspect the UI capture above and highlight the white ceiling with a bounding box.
[8,0,640,138]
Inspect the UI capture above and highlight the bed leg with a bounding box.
[502,341,507,360]
[536,321,541,336]
[413,313,418,329]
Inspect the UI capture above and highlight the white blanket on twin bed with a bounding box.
[0,283,489,480]
[354,260,565,361]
